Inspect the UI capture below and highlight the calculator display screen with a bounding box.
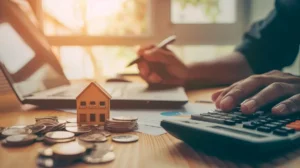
[211,126,266,138]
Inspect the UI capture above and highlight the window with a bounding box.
[100,101,106,107]
[25,0,249,79]
[100,114,105,122]
[80,114,87,122]
[80,101,86,106]
[90,114,96,122]
[90,101,96,105]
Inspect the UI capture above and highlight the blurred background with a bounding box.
[0,0,299,93]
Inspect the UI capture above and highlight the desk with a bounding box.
[1,88,300,168]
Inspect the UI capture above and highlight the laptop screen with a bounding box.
[0,22,69,99]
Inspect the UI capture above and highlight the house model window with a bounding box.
[100,101,106,107]
[90,114,96,122]
[80,101,86,106]
[90,101,96,105]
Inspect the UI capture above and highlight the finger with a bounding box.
[241,83,297,114]
[138,61,150,78]
[143,48,173,64]
[272,94,300,115]
[212,89,225,102]
[219,76,267,111]
[148,72,162,83]
[215,83,239,109]
[137,45,156,56]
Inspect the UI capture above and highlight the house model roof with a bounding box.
[76,82,112,99]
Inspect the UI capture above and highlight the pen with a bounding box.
[126,35,177,67]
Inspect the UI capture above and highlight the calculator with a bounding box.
[161,108,300,156]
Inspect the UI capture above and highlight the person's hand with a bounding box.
[137,45,189,86]
[211,70,300,115]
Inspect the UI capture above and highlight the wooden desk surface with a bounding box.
[1,88,300,168]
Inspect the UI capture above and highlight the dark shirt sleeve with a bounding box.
[235,0,300,74]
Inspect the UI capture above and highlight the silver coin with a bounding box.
[112,116,138,121]
[52,142,86,156]
[65,126,92,134]
[79,132,107,142]
[36,157,54,168]
[83,151,115,164]
[43,137,75,144]
[66,118,77,123]
[112,134,139,143]
[38,148,53,157]
[2,127,32,137]
[26,124,46,134]
[45,131,75,139]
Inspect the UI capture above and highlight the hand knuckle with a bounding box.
[270,82,286,94]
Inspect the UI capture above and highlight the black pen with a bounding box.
[126,35,177,67]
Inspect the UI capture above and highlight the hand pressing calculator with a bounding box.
[161,107,300,156]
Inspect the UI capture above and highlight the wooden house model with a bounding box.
[76,82,111,125]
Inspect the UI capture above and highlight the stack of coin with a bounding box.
[37,142,86,167]
[34,117,66,134]
[44,131,75,144]
[104,116,138,133]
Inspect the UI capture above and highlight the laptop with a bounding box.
[0,1,188,108]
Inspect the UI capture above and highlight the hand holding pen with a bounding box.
[130,35,189,86]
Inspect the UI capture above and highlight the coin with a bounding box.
[26,124,46,134]
[45,131,75,139]
[36,157,54,168]
[43,137,75,144]
[38,148,53,157]
[112,134,139,143]
[65,126,92,134]
[4,134,37,146]
[79,132,107,142]
[83,151,115,164]
[2,127,32,137]
[52,142,86,156]
[66,118,77,123]
[112,116,138,121]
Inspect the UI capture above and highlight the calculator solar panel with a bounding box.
[161,108,300,156]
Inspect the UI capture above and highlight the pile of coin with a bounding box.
[1,126,37,146]
[37,142,115,167]
[105,116,138,133]
[34,116,66,134]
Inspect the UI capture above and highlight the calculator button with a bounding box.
[271,122,284,126]
[236,116,248,121]
[243,123,256,129]
[191,115,225,124]
[273,129,288,136]
[251,121,262,126]
[224,120,236,125]
[264,124,278,130]
[259,120,269,124]
[232,118,242,123]
[266,118,274,122]
[280,127,295,133]
[257,126,272,133]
